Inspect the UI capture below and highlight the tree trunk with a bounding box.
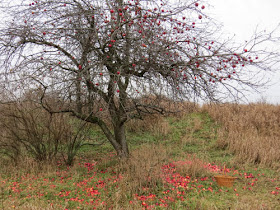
[97,118,129,159]
[114,123,129,158]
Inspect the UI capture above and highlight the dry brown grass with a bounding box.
[126,115,171,139]
[126,101,198,136]
[173,155,213,178]
[231,195,276,210]
[106,144,170,207]
[202,103,280,167]
[1,200,54,210]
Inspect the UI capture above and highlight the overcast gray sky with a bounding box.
[209,0,280,104]
[1,0,279,104]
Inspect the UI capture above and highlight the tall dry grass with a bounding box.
[203,103,280,167]
[126,115,171,138]
[105,144,170,208]
[126,101,198,135]
[173,155,214,178]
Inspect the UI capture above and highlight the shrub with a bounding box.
[0,100,89,166]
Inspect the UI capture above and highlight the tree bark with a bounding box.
[96,118,128,159]
[114,123,129,158]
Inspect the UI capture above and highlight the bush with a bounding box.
[0,100,89,166]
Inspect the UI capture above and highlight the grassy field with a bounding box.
[0,103,280,209]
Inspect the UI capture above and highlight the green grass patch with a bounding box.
[1,111,280,209]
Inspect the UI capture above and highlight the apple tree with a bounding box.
[0,0,279,158]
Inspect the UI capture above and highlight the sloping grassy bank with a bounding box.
[0,103,280,209]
